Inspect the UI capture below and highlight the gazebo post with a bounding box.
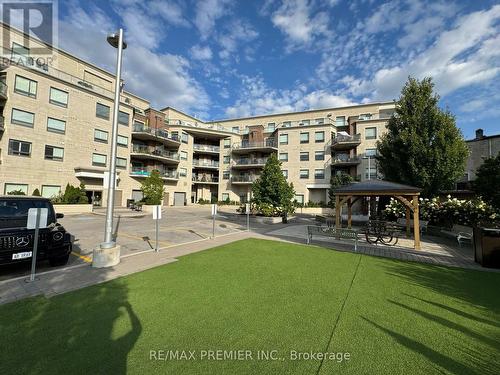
[347,198,352,229]
[405,206,411,238]
[413,195,421,250]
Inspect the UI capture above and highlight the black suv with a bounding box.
[0,196,72,266]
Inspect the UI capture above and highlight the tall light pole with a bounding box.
[93,29,127,268]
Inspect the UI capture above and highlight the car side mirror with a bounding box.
[56,213,64,219]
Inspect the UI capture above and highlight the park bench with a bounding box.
[396,218,429,234]
[441,224,473,246]
[306,225,359,251]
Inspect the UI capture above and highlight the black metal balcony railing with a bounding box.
[192,174,219,183]
[131,145,180,160]
[192,160,220,167]
[231,175,259,183]
[0,81,7,98]
[132,124,179,142]
[232,138,276,149]
[193,144,220,153]
[234,158,268,166]
[332,134,361,143]
[130,167,179,179]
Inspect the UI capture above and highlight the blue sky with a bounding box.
[55,0,500,138]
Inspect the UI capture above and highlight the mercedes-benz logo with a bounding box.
[16,236,30,247]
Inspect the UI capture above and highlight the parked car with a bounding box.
[0,196,72,266]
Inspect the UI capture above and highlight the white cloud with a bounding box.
[149,0,190,27]
[217,19,259,60]
[194,0,233,39]
[190,45,213,60]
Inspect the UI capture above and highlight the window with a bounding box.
[300,169,309,179]
[300,132,309,144]
[279,153,288,162]
[282,170,288,178]
[315,151,325,160]
[300,152,309,161]
[223,156,230,164]
[282,121,291,128]
[92,153,107,166]
[267,122,276,131]
[359,113,372,120]
[96,103,110,119]
[11,42,29,65]
[315,131,325,143]
[181,132,188,144]
[117,135,128,147]
[180,151,188,160]
[45,145,64,161]
[49,87,69,107]
[118,111,129,126]
[222,193,229,201]
[8,139,31,157]
[14,75,37,98]
[41,185,60,198]
[47,117,66,134]
[11,108,34,127]
[300,119,310,126]
[365,127,377,139]
[365,167,377,179]
[279,134,288,145]
[179,168,187,177]
[365,148,377,157]
[232,126,239,133]
[116,157,127,169]
[315,118,324,124]
[94,129,108,143]
[335,116,345,126]
[294,194,304,204]
[224,138,231,148]
[315,169,325,179]
[4,183,28,195]
[223,171,230,180]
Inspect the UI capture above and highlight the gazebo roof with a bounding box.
[333,179,422,195]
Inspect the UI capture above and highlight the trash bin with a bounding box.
[473,227,500,268]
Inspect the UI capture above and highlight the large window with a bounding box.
[300,169,309,179]
[11,108,34,127]
[116,157,127,169]
[294,194,304,204]
[336,116,345,126]
[94,129,108,143]
[314,169,325,179]
[96,103,110,120]
[315,118,324,124]
[223,171,230,180]
[44,145,64,161]
[92,153,107,166]
[279,133,288,145]
[181,132,188,144]
[315,131,325,143]
[300,152,309,161]
[11,42,29,65]
[180,151,188,160]
[49,87,68,107]
[8,139,31,157]
[301,119,310,126]
[279,152,288,162]
[179,168,187,177]
[117,135,128,147]
[282,121,291,128]
[232,126,239,133]
[315,151,325,161]
[118,111,129,126]
[365,127,377,140]
[4,183,28,195]
[41,185,61,198]
[300,132,309,144]
[14,75,37,98]
[224,138,231,148]
[47,117,66,134]
[223,156,230,164]
[267,122,276,131]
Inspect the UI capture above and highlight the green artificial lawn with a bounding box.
[1,239,499,375]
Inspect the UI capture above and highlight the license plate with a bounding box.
[12,251,32,260]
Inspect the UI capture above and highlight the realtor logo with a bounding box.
[1,0,58,57]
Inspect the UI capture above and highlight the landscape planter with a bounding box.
[54,204,93,215]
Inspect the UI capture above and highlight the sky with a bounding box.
[53,0,500,138]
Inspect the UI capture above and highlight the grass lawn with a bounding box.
[1,239,499,375]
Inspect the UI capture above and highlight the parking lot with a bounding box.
[0,206,257,282]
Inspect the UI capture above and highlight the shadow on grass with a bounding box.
[0,268,141,374]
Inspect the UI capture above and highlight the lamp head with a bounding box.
[107,32,127,49]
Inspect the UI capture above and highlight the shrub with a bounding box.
[141,170,164,205]
[198,198,210,204]
[52,183,87,204]
[32,188,41,196]
[7,189,25,196]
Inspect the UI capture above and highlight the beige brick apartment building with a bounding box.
[0,23,395,207]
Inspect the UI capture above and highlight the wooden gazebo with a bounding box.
[333,180,422,250]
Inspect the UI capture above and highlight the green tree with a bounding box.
[58,183,88,204]
[377,77,468,197]
[473,152,500,210]
[32,188,41,196]
[141,170,164,205]
[328,172,354,208]
[252,153,295,217]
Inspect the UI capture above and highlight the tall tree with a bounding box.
[473,153,500,210]
[377,77,468,197]
[141,170,165,205]
[252,153,295,215]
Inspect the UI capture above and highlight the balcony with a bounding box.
[231,175,259,184]
[0,115,4,131]
[232,157,268,169]
[131,145,180,164]
[331,155,361,166]
[192,160,220,169]
[0,81,7,100]
[231,139,277,154]
[192,174,219,184]
[330,134,361,150]
[193,144,220,154]
[131,124,180,147]
[130,167,179,181]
